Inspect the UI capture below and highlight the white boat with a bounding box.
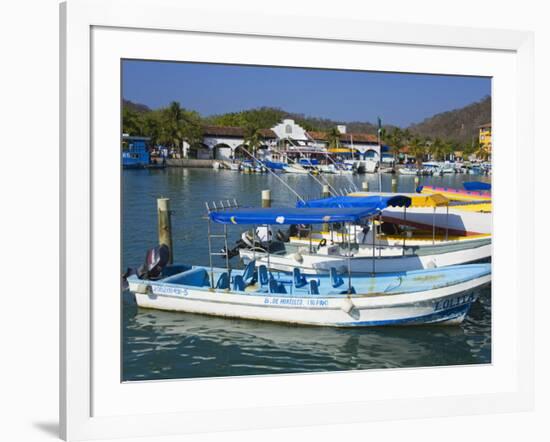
[318,164,338,174]
[399,167,418,176]
[239,194,491,275]
[382,206,491,236]
[348,191,492,236]
[283,163,311,174]
[126,257,490,327]
[363,159,378,173]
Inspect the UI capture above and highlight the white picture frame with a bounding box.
[60,0,534,440]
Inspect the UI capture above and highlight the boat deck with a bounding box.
[136,263,491,298]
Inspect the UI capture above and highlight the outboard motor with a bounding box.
[137,244,171,280]
[276,224,299,242]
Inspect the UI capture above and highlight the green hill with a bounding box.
[408,96,491,145]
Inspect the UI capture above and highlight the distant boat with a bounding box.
[398,167,418,176]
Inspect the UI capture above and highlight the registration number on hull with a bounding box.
[434,293,476,311]
[264,297,329,307]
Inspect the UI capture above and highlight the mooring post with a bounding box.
[322,184,330,198]
[414,176,420,189]
[157,197,173,264]
[261,189,271,208]
[391,177,398,193]
[362,181,369,192]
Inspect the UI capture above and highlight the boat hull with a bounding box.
[240,240,491,275]
[382,207,492,236]
[129,273,489,327]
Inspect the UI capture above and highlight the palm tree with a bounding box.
[161,101,203,157]
[475,143,490,161]
[388,128,403,164]
[429,138,444,162]
[408,137,426,169]
[325,127,341,150]
[244,124,264,158]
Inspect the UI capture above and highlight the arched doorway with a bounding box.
[189,143,211,159]
[213,143,233,160]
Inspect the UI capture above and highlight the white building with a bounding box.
[181,119,380,160]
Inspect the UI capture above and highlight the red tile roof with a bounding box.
[202,125,277,138]
[307,131,378,143]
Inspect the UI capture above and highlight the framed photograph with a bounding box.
[60,0,534,440]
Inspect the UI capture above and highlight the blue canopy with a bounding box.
[296,195,411,209]
[463,181,491,191]
[209,207,380,225]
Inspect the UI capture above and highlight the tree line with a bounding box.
[123,100,489,161]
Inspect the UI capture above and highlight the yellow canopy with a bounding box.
[348,192,449,207]
[327,148,357,153]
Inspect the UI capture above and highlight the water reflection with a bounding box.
[122,169,491,381]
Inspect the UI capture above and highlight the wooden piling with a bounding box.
[362,181,369,191]
[414,176,420,188]
[391,177,398,193]
[157,197,173,264]
[261,189,271,208]
[322,184,330,198]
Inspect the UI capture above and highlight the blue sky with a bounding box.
[122,60,490,127]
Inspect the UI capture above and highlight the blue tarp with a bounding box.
[463,181,491,191]
[296,195,411,209]
[264,160,287,170]
[209,207,380,225]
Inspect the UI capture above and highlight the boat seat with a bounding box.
[162,267,210,287]
[216,272,230,290]
[233,275,245,292]
[293,267,307,288]
[258,265,270,287]
[309,279,320,295]
[242,260,257,285]
[269,279,287,294]
[330,267,344,288]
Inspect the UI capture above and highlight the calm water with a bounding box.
[122,168,492,381]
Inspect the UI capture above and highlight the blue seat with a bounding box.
[216,272,230,290]
[233,275,245,291]
[269,279,287,294]
[242,260,256,285]
[258,265,270,287]
[330,267,344,288]
[309,279,320,295]
[293,267,307,288]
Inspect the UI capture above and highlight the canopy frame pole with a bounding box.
[432,207,436,245]
[372,216,376,275]
[378,214,382,259]
[445,205,449,241]
[402,206,407,256]
[266,224,271,274]
[205,202,215,288]
[252,224,257,262]
[223,223,230,276]
[347,222,352,293]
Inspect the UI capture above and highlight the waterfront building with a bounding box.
[184,126,277,160]
[478,123,492,157]
[122,134,151,168]
[181,119,381,161]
